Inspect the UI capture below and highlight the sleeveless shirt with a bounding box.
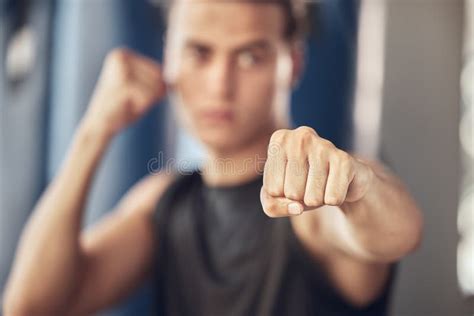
[152,171,395,316]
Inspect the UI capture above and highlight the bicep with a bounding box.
[69,209,156,315]
[68,173,172,315]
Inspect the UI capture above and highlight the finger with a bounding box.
[128,61,167,108]
[129,54,166,96]
[132,60,162,84]
[324,153,353,206]
[345,158,371,202]
[260,187,305,217]
[126,84,160,116]
[304,151,329,207]
[263,141,286,197]
[132,53,163,74]
[283,157,308,202]
[132,63,166,100]
[131,79,162,106]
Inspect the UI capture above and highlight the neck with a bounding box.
[201,129,274,187]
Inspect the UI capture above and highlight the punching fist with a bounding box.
[261,126,375,217]
[84,48,166,136]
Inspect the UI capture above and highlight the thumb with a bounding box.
[260,187,305,217]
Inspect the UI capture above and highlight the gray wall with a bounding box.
[381,1,470,315]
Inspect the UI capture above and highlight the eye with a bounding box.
[237,51,261,69]
[186,45,210,63]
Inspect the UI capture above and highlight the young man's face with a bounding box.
[165,0,300,154]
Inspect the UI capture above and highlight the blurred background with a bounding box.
[0,0,473,315]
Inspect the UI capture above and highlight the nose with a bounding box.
[206,56,236,101]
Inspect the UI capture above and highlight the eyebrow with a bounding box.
[184,39,211,50]
[234,40,272,54]
[183,38,272,54]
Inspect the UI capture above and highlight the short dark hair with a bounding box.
[274,0,309,41]
[155,0,310,42]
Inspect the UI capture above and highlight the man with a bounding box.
[3,0,423,315]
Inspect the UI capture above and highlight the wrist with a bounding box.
[77,115,114,147]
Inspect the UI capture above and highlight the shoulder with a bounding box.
[116,171,176,218]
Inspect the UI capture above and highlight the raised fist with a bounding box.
[84,48,166,136]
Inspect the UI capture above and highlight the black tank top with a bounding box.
[152,171,395,316]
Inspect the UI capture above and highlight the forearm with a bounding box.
[3,118,112,314]
[340,160,423,263]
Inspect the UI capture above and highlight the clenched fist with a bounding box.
[261,126,375,217]
[84,48,166,136]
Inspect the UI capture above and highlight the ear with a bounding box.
[290,41,305,89]
[162,32,178,87]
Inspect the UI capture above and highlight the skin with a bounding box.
[3,1,423,315]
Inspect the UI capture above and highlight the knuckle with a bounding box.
[319,139,335,150]
[105,49,133,83]
[325,195,343,206]
[312,141,334,159]
[296,126,316,136]
[296,127,316,146]
[301,134,314,147]
[336,150,351,164]
[267,142,283,157]
[268,130,288,157]
[266,186,283,197]
[284,187,303,201]
[286,192,301,201]
[260,188,279,217]
[304,195,322,207]
[270,129,289,143]
[262,202,278,218]
[106,48,129,65]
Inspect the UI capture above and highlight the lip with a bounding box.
[199,109,234,122]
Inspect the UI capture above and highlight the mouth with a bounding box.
[199,108,234,123]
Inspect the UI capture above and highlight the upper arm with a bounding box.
[68,172,173,315]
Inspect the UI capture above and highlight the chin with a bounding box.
[197,129,246,154]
